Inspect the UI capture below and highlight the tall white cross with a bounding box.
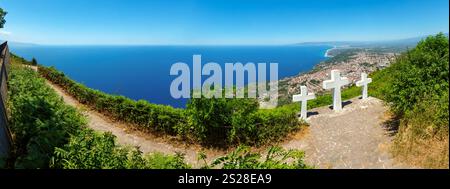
[356,73,372,99]
[293,86,316,120]
[322,70,349,111]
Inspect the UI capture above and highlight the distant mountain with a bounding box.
[294,33,449,49]
[0,40,38,47]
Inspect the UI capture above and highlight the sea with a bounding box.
[9,45,330,108]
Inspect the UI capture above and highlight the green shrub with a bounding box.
[8,64,192,169]
[374,33,449,168]
[384,33,449,119]
[380,33,449,133]
[10,54,34,66]
[38,66,186,136]
[186,91,301,146]
[50,129,190,169]
[186,91,259,144]
[7,65,86,168]
[203,146,311,169]
[40,66,304,146]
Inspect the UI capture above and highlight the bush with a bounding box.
[384,33,449,117]
[10,54,34,66]
[187,92,302,146]
[40,66,304,147]
[7,65,86,168]
[383,33,449,132]
[51,129,190,169]
[186,91,259,144]
[31,58,38,66]
[377,33,449,168]
[38,66,186,136]
[8,64,192,169]
[202,146,311,169]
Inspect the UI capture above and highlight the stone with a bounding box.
[322,70,349,111]
[293,86,316,120]
[356,72,372,99]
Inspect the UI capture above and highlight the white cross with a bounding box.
[322,70,349,111]
[356,72,372,99]
[293,86,316,120]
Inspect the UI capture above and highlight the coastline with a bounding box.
[324,46,337,58]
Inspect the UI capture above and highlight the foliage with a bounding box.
[10,54,35,66]
[31,57,38,66]
[38,66,186,136]
[0,8,6,28]
[323,48,358,64]
[384,33,448,121]
[203,146,311,169]
[8,62,192,169]
[376,33,449,168]
[186,91,302,146]
[7,65,86,168]
[282,83,363,112]
[40,66,304,147]
[50,129,190,169]
[186,90,258,144]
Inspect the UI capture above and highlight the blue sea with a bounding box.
[10,45,330,108]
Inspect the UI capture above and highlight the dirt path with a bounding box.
[283,97,408,169]
[44,79,226,167]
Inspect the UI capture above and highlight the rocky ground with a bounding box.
[283,97,411,169]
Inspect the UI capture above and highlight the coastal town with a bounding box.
[276,48,398,105]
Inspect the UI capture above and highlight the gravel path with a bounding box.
[45,79,225,167]
[283,97,408,169]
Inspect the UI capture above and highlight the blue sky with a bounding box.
[0,0,448,45]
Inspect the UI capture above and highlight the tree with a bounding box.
[0,8,6,28]
[31,57,38,66]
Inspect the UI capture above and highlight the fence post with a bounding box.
[0,41,12,163]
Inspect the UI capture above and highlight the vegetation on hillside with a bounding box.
[38,66,186,134]
[6,63,189,169]
[281,80,383,112]
[11,54,37,65]
[187,91,302,146]
[38,66,304,147]
[375,33,449,168]
[201,146,311,169]
[6,58,309,169]
[10,33,448,169]
[7,65,86,168]
[0,8,6,28]
[50,129,190,169]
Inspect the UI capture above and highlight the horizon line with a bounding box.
[4,31,448,47]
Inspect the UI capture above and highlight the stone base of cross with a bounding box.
[356,72,372,99]
[293,86,316,120]
[322,70,349,111]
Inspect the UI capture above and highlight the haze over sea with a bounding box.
[10,45,330,108]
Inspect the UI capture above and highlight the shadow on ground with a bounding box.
[328,100,353,110]
[382,115,401,137]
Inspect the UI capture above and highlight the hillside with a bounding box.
[4,33,448,169]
